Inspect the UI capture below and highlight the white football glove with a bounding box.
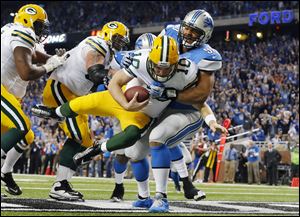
[43,53,69,73]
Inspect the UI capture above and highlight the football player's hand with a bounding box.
[149,81,165,98]
[120,52,133,68]
[156,88,178,101]
[43,53,69,73]
[125,92,149,111]
[209,121,228,134]
[55,48,66,56]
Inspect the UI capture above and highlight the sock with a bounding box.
[1,128,26,153]
[57,102,78,118]
[105,125,141,152]
[1,147,23,174]
[59,139,85,171]
[1,150,6,168]
[114,159,128,184]
[56,165,75,182]
[131,158,150,198]
[172,158,189,178]
[151,144,170,195]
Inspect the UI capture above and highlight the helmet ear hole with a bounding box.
[24,19,28,24]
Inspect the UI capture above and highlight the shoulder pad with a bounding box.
[10,25,36,48]
[85,36,109,57]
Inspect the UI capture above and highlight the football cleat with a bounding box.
[73,141,103,167]
[49,180,84,201]
[148,193,169,213]
[183,179,206,201]
[1,172,22,196]
[110,183,124,202]
[132,196,153,208]
[31,104,65,122]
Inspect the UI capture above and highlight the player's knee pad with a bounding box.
[130,158,149,182]
[168,146,183,162]
[114,155,128,173]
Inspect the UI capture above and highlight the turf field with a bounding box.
[1,174,299,216]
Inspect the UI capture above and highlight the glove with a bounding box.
[149,81,165,98]
[156,88,178,101]
[120,52,133,68]
[55,48,66,56]
[43,53,69,73]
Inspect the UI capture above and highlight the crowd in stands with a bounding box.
[1,1,299,33]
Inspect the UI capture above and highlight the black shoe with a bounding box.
[49,180,84,201]
[73,141,103,167]
[31,104,65,122]
[110,183,125,202]
[183,179,206,201]
[1,172,22,196]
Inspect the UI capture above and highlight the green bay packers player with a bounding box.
[1,4,67,196]
[37,21,130,201]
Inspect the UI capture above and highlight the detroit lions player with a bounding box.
[141,9,227,212]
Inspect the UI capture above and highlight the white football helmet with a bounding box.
[135,33,157,50]
[178,9,214,48]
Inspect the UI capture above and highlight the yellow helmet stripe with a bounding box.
[11,31,35,47]
[86,39,107,57]
[161,35,169,63]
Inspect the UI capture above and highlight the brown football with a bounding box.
[124,86,149,102]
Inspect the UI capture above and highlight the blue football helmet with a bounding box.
[178,9,214,48]
[135,33,157,50]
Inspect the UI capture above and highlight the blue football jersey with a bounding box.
[161,24,222,110]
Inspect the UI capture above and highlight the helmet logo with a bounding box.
[203,17,213,29]
[25,7,37,15]
[108,23,118,29]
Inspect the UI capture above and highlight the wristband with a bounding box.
[205,114,216,126]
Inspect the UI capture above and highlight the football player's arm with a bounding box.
[14,46,49,81]
[108,69,148,111]
[194,102,227,134]
[177,71,215,105]
[14,46,66,81]
[32,50,51,64]
[85,50,108,86]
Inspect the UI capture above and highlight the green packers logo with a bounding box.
[25,7,37,15]
[108,23,118,29]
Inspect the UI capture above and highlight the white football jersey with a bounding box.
[50,36,112,96]
[1,23,37,99]
[123,49,198,118]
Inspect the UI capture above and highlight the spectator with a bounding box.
[245,141,260,184]
[29,140,42,174]
[235,146,248,183]
[264,142,282,185]
[223,144,238,183]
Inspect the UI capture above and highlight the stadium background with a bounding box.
[1,0,299,199]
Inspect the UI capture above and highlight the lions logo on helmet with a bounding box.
[135,33,157,50]
[178,9,214,48]
[100,21,130,51]
[148,35,179,83]
[14,4,50,42]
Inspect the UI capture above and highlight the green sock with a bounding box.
[1,128,26,153]
[106,125,141,152]
[59,102,78,118]
[59,138,85,171]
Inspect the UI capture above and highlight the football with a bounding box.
[124,86,150,102]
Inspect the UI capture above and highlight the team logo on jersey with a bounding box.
[108,23,118,29]
[25,7,37,15]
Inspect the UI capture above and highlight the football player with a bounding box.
[33,21,130,201]
[1,4,67,196]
